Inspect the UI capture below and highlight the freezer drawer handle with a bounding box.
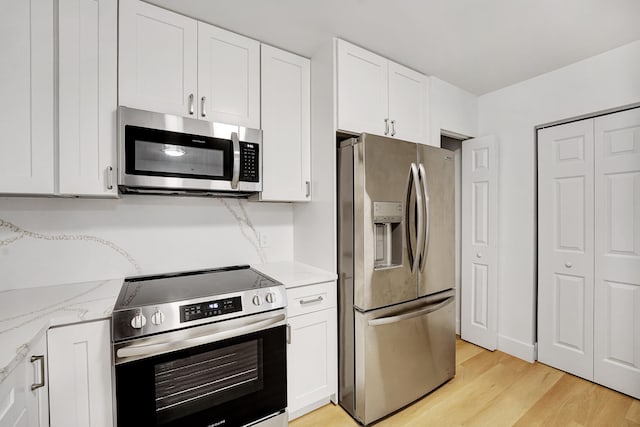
[367,296,454,327]
[299,296,323,305]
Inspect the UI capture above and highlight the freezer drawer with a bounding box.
[353,290,455,425]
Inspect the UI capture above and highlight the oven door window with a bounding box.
[125,125,233,180]
[115,326,286,427]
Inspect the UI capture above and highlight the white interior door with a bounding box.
[461,135,499,350]
[593,108,640,399]
[537,119,594,380]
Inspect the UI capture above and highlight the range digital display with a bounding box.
[180,296,242,323]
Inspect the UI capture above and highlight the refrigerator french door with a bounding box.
[338,134,455,425]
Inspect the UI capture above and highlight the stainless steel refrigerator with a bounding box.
[338,133,455,425]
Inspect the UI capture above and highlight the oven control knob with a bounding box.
[265,292,276,304]
[252,295,262,306]
[151,310,165,326]
[131,313,146,329]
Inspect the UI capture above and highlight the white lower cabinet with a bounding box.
[48,320,114,427]
[0,335,48,427]
[286,281,337,420]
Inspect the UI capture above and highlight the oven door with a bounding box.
[114,311,286,427]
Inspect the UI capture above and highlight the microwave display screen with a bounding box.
[134,140,224,177]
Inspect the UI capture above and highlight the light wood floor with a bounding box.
[290,339,640,427]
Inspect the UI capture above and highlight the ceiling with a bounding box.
[146,0,640,95]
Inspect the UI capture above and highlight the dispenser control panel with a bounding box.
[373,202,402,223]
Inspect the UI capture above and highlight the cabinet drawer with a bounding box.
[287,281,336,317]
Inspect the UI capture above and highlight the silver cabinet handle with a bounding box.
[391,119,396,136]
[230,132,240,190]
[565,261,572,268]
[286,323,291,344]
[106,166,114,190]
[305,181,310,198]
[188,93,194,115]
[201,96,207,117]
[30,355,45,391]
[299,296,323,305]
[418,163,430,271]
[369,297,454,327]
[384,118,389,135]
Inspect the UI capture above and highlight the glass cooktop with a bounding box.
[114,265,279,309]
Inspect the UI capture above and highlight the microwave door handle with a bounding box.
[418,163,430,270]
[116,312,286,361]
[231,131,240,189]
[368,296,454,327]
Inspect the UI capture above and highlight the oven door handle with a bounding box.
[116,312,285,361]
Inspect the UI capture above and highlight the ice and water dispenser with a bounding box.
[373,201,403,269]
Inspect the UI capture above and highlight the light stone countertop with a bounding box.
[252,261,337,288]
[0,278,123,384]
[0,262,336,386]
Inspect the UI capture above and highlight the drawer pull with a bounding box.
[30,355,45,391]
[299,296,324,305]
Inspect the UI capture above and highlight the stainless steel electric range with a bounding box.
[111,265,288,427]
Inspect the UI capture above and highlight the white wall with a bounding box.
[429,76,478,145]
[478,40,640,361]
[0,196,293,290]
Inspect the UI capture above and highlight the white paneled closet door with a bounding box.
[461,135,499,350]
[538,119,595,381]
[593,108,640,399]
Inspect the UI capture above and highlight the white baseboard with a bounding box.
[497,334,537,362]
[455,319,460,335]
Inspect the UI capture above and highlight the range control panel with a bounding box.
[239,142,259,182]
[180,296,242,323]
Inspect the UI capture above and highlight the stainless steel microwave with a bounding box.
[118,107,262,196]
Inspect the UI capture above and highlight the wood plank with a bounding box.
[290,339,637,427]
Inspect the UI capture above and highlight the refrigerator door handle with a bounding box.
[405,164,416,270]
[367,296,454,326]
[418,163,430,270]
[409,163,423,274]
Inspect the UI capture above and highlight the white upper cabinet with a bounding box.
[257,45,311,202]
[388,61,428,143]
[198,23,260,128]
[119,0,260,127]
[336,39,428,144]
[0,0,54,194]
[337,40,388,137]
[119,0,198,118]
[58,0,117,196]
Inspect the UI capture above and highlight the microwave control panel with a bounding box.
[239,142,259,182]
[180,296,242,323]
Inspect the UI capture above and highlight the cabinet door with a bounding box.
[594,108,640,399]
[0,0,54,194]
[388,62,428,144]
[0,336,47,427]
[48,320,113,427]
[287,308,337,418]
[59,0,117,196]
[197,22,260,128]
[337,39,388,136]
[259,45,310,202]
[119,0,197,118]
[537,119,594,381]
